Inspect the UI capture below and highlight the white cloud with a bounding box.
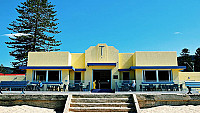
[174,32,182,35]
[3,33,31,38]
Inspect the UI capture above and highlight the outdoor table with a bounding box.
[27,84,36,91]
[142,82,174,91]
[48,85,60,91]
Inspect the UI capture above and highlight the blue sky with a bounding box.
[1,0,200,67]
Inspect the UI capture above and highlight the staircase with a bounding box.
[68,94,136,113]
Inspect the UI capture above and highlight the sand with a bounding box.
[0,105,56,113]
[0,105,200,113]
[141,105,200,113]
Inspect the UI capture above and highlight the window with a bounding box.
[48,71,60,82]
[143,70,172,82]
[33,71,46,82]
[123,72,130,83]
[158,70,171,82]
[144,71,156,82]
[33,70,61,82]
[75,72,81,83]
[123,72,130,80]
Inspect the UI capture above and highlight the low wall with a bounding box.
[0,95,68,112]
[136,94,200,108]
[0,75,25,81]
[179,72,200,81]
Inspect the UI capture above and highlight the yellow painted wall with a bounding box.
[179,72,200,81]
[178,72,200,89]
[27,52,71,66]
[119,53,133,69]
[26,70,33,81]
[119,71,135,80]
[133,53,136,66]
[85,44,119,63]
[69,71,85,81]
[71,53,85,68]
[172,69,180,83]
[135,70,143,90]
[0,75,25,81]
[62,70,69,85]
[135,51,177,66]
[85,44,119,89]
[25,44,186,91]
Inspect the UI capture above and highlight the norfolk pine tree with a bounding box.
[194,48,200,72]
[5,0,61,67]
[178,48,193,72]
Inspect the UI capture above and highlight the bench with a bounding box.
[185,81,200,94]
[0,81,29,94]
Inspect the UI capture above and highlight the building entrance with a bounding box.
[93,70,111,89]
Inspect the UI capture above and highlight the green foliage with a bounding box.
[178,48,193,72]
[194,48,200,72]
[0,64,8,74]
[180,48,190,56]
[5,0,61,67]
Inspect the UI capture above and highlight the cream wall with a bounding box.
[178,72,200,89]
[27,52,71,66]
[179,72,200,81]
[172,69,180,82]
[85,44,119,63]
[25,44,187,91]
[26,70,33,81]
[71,53,85,68]
[133,53,136,66]
[85,44,119,89]
[69,71,85,81]
[135,51,177,66]
[135,70,143,90]
[0,75,25,81]
[119,53,133,69]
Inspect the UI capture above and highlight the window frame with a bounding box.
[123,72,130,81]
[142,70,172,83]
[32,70,62,82]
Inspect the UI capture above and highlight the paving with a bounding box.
[0,90,195,95]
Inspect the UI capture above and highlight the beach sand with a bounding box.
[1,104,200,113]
[141,105,200,113]
[0,105,56,113]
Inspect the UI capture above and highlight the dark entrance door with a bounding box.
[93,70,111,89]
[75,72,81,83]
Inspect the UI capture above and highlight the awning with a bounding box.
[87,63,116,67]
[118,69,130,71]
[75,69,86,71]
[19,66,75,71]
[129,66,186,70]
[142,81,174,84]
[19,66,87,71]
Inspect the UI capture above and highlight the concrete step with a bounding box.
[71,98,132,103]
[69,107,136,112]
[70,103,134,107]
[72,94,132,98]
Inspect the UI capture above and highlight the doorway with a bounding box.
[93,70,111,89]
[75,72,81,83]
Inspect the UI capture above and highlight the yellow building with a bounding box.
[20,44,186,91]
